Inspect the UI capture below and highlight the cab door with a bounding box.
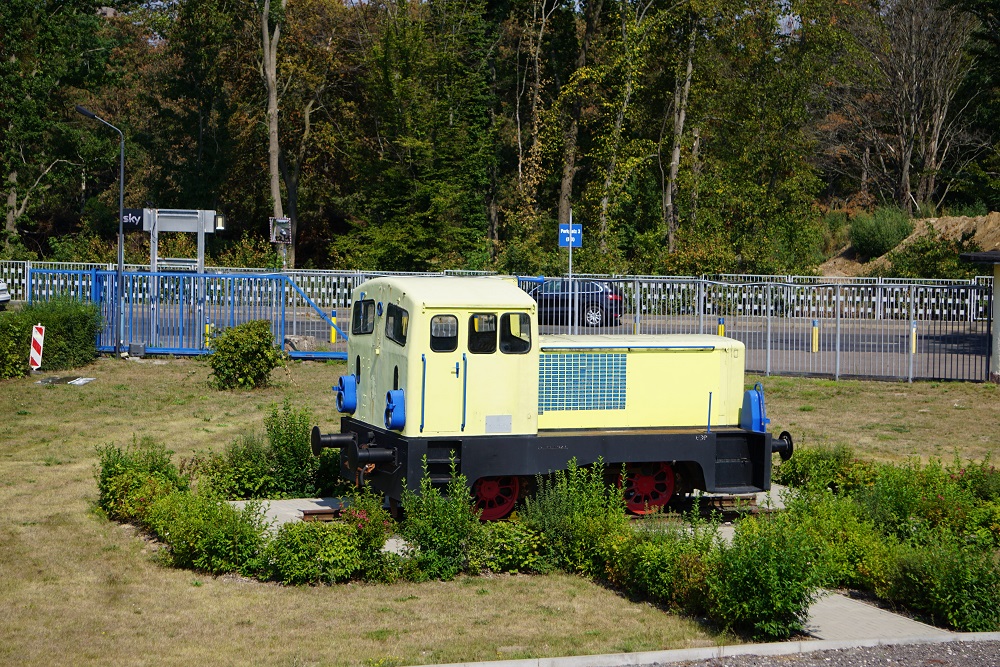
[420,312,464,434]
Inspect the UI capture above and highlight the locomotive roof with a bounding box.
[538,334,744,351]
[355,275,537,309]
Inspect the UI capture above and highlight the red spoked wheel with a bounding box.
[621,462,675,515]
[472,476,520,521]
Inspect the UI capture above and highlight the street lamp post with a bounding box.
[76,105,125,357]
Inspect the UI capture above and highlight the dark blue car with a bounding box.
[527,279,625,327]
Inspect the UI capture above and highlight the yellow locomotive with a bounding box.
[312,276,792,519]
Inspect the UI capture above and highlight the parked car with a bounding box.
[0,279,10,310]
[527,279,625,327]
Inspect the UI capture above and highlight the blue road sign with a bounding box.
[558,223,582,248]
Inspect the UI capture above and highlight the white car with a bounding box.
[0,279,10,310]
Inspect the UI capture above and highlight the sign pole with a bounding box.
[569,209,575,334]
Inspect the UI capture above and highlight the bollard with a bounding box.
[717,317,725,336]
[811,319,819,353]
[330,314,337,345]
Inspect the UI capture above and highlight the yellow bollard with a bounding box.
[811,319,819,353]
[717,317,725,336]
[910,321,917,354]
[330,315,337,345]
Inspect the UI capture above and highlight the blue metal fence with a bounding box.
[27,268,349,359]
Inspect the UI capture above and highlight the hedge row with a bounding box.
[0,298,101,379]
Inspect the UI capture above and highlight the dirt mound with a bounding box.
[818,212,1000,277]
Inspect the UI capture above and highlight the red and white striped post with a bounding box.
[29,324,45,371]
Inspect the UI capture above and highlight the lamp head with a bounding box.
[75,105,96,119]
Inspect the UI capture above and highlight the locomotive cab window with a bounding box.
[430,315,458,352]
[468,313,497,354]
[352,299,375,335]
[385,303,409,346]
[499,313,531,354]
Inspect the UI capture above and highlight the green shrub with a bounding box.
[0,309,32,379]
[191,402,342,500]
[261,521,362,585]
[0,298,101,378]
[520,459,630,577]
[96,437,187,519]
[196,432,275,499]
[946,200,988,217]
[604,516,716,615]
[783,491,898,595]
[857,459,978,542]
[101,470,180,524]
[850,207,913,259]
[265,401,318,496]
[481,519,547,574]
[706,513,820,640]
[146,492,268,575]
[207,319,284,389]
[773,444,875,494]
[342,485,398,581]
[400,460,486,581]
[889,531,1000,631]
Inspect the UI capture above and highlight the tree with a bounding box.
[1,0,109,257]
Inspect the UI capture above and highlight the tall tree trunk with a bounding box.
[558,0,605,230]
[663,19,696,253]
[261,0,289,265]
[689,127,701,228]
[5,171,17,248]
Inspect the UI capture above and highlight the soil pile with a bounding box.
[819,212,1000,277]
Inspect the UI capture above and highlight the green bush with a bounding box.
[96,437,187,520]
[0,309,32,379]
[196,432,275,499]
[481,519,547,574]
[342,485,399,581]
[857,459,978,542]
[520,459,630,577]
[850,207,913,259]
[706,512,820,640]
[400,460,486,581]
[261,521,362,585]
[773,444,875,494]
[207,319,284,389]
[0,298,101,378]
[265,401,319,496]
[146,492,268,575]
[191,402,342,500]
[604,515,717,615]
[783,491,898,596]
[889,531,1000,631]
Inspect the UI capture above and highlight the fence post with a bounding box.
[835,284,841,381]
[698,280,704,334]
[765,283,772,376]
[908,284,915,383]
[633,277,640,334]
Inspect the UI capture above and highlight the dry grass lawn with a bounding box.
[756,374,1000,463]
[0,358,715,667]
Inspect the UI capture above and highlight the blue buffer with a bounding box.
[740,382,771,433]
[384,389,405,430]
[336,375,358,414]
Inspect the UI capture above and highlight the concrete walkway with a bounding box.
[806,590,953,641]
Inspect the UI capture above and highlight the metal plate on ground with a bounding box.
[35,376,97,385]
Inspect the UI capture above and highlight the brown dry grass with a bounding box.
[0,357,714,667]
[756,374,1000,463]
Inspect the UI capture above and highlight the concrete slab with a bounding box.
[805,590,953,641]
[230,497,343,529]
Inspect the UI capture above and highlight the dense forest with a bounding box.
[3,0,1000,275]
